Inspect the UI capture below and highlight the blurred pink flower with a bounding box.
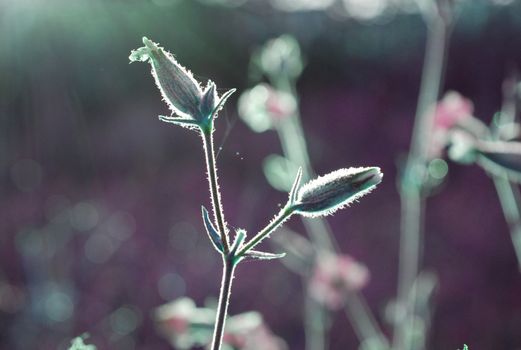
[238,84,297,133]
[155,298,215,349]
[428,91,474,158]
[433,91,473,130]
[309,252,370,310]
[223,313,287,350]
[155,298,287,350]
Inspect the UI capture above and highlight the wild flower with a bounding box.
[238,83,297,133]
[155,298,287,350]
[254,34,304,80]
[309,252,370,310]
[428,91,474,159]
[424,91,521,179]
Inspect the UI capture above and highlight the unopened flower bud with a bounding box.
[292,167,382,217]
[130,37,204,120]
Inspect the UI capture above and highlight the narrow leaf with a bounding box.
[289,167,303,204]
[159,115,200,130]
[242,250,286,262]
[201,206,223,252]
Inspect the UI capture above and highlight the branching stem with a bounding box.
[237,207,294,256]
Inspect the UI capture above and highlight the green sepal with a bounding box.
[210,89,236,121]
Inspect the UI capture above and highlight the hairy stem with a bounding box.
[202,127,230,253]
[211,258,236,350]
[237,207,293,256]
[394,11,450,350]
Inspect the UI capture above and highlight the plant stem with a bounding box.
[202,127,230,253]
[211,257,236,350]
[394,9,450,350]
[237,207,293,256]
[201,125,235,350]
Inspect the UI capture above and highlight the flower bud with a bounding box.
[292,167,382,217]
[130,37,203,120]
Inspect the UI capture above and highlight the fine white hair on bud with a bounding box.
[292,167,383,217]
[130,37,205,121]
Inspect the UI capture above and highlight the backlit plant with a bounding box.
[128,37,383,350]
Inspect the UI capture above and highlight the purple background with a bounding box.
[1,0,521,349]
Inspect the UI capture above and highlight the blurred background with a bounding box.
[1,0,521,349]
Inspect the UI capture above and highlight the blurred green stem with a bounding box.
[394,9,450,350]
[305,290,329,350]
[272,76,387,350]
[344,291,389,350]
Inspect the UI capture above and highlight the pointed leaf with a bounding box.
[201,206,223,252]
[242,250,286,262]
[289,167,303,204]
[159,115,200,130]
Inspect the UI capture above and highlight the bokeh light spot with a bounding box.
[110,306,141,336]
[71,202,100,231]
[428,158,449,180]
[44,290,74,322]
